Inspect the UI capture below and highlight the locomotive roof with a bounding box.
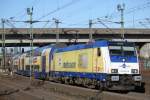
[56,40,108,52]
[108,41,135,46]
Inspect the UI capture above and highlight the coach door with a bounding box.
[41,49,47,73]
[22,58,24,70]
[19,59,21,70]
[42,56,46,72]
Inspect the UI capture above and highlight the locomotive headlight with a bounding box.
[131,69,138,74]
[122,58,125,62]
[111,69,118,73]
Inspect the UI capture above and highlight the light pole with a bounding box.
[117,3,125,40]
[27,7,33,80]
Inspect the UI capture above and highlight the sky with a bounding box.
[0,0,150,28]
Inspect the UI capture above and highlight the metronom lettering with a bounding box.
[63,62,76,68]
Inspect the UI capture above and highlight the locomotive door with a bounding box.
[94,48,104,73]
[42,56,46,72]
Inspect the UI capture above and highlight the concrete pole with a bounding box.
[53,18,61,44]
[56,19,59,44]
[117,4,125,40]
[89,19,93,42]
[1,19,6,71]
[121,7,125,39]
[27,7,33,81]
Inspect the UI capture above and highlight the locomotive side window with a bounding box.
[97,48,101,57]
[78,53,88,68]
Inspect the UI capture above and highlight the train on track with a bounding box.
[13,40,143,91]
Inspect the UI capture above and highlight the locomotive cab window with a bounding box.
[97,48,101,57]
[109,46,122,55]
[109,43,136,56]
[122,46,136,56]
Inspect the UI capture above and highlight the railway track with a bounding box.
[0,74,76,100]
[0,73,150,100]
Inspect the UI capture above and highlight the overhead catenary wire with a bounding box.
[3,18,50,41]
[3,20,30,54]
[40,1,149,28]
[2,1,150,29]
[5,19,16,28]
[98,1,150,21]
[94,1,150,29]
[37,0,81,20]
[59,0,95,23]
[126,17,150,28]
[145,18,150,24]
[12,0,40,20]
[42,21,51,28]
[4,1,149,29]
[139,21,149,28]
[4,19,32,40]
[97,19,117,34]
[125,2,150,14]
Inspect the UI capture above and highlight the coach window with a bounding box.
[97,48,101,57]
